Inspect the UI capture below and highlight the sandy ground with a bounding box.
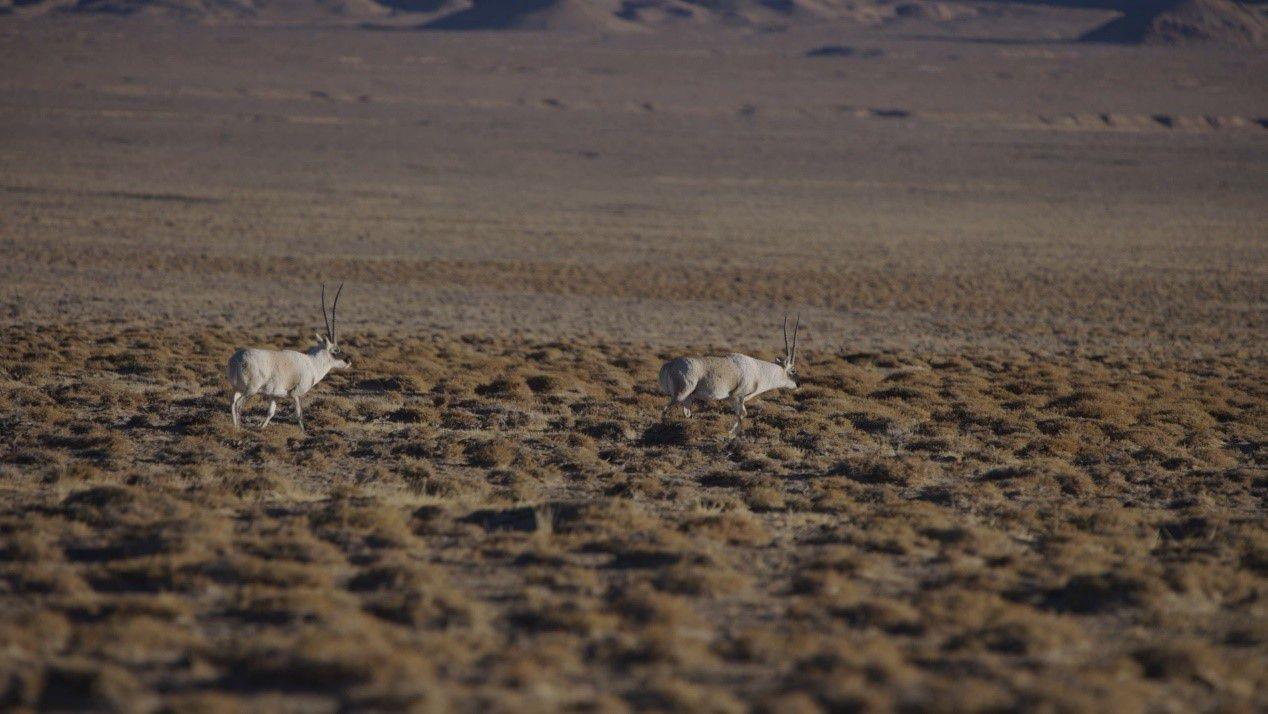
[0,9,1266,712]
[2,18,1265,353]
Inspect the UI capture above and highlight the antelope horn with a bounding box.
[782,314,790,360]
[321,283,332,343]
[330,282,344,345]
[791,312,801,364]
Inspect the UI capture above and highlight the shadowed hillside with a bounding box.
[0,0,1021,28]
[1082,0,1267,45]
[19,0,1266,38]
[422,0,638,31]
[0,0,458,21]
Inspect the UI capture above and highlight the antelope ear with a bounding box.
[314,332,327,345]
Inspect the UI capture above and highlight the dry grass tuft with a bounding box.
[465,438,518,468]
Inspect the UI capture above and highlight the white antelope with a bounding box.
[658,315,801,437]
[227,284,350,432]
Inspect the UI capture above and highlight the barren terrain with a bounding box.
[1,6,1266,711]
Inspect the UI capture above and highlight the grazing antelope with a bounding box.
[227,284,350,432]
[658,315,801,437]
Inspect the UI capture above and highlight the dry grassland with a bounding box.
[1,324,1264,710]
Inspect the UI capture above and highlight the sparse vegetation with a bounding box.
[0,324,1263,709]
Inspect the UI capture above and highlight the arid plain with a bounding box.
[1,4,1266,711]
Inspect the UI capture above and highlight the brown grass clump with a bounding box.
[400,460,489,501]
[831,454,935,488]
[681,510,771,546]
[465,438,518,468]
[653,556,750,597]
[744,484,786,511]
[1048,388,1137,426]
[525,373,565,394]
[474,376,531,402]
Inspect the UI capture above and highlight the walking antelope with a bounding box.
[658,315,801,437]
[227,284,350,432]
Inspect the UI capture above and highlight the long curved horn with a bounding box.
[330,282,344,345]
[791,312,800,365]
[782,314,790,360]
[321,283,332,342]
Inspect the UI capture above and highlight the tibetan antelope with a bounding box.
[227,284,350,432]
[658,315,801,437]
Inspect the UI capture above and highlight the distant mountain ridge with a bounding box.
[1082,0,1267,46]
[0,0,454,21]
[5,0,1266,46]
[422,0,635,31]
[0,0,966,27]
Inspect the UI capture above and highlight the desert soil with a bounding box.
[0,8,1266,712]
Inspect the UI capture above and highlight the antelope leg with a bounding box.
[293,395,305,433]
[260,400,278,429]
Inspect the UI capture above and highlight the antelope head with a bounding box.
[774,313,800,388]
[311,282,351,369]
